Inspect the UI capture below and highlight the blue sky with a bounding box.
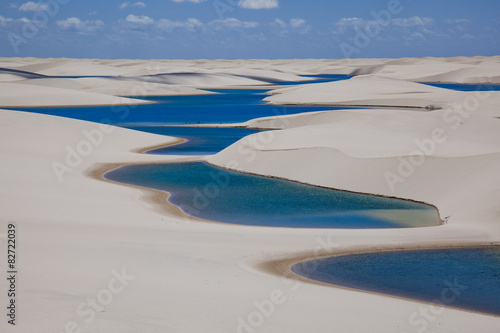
[1,0,499,59]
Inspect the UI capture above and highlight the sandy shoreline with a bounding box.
[271,243,500,318]
[2,57,500,332]
[90,152,500,319]
[87,148,443,229]
[0,100,156,108]
[204,160,444,224]
[132,137,187,154]
[87,157,202,223]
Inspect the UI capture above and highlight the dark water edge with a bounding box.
[105,162,439,229]
[292,247,500,316]
[6,89,343,126]
[423,83,500,91]
[122,126,263,155]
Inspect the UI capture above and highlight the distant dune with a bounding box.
[1,57,499,333]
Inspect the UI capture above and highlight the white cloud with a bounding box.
[274,18,286,28]
[238,0,278,10]
[120,15,205,33]
[445,18,471,32]
[421,27,449,39]
[290,18,309,34]
[272,18,309,35]
[157,18,203,32]
[336,17,365,27]
[56,17,105,33]
[18,1,48,12]
[171,0,207,3]
[120,2,146,9]
[271,19,288,37]
[0,15,14,26]
[409,32,425,40]
[446,18,471,25]
[331,17,366,34]
[392,16,434,27]
[209,17,259,29]
[332,16,434,35]
[290,18,306,29]
[126,14,154,25]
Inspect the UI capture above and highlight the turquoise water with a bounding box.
[122,126,262,155]
[10,81,498,127]
[6,75,351,127]
[8,89,342,126]
[8,87,343,156]
[105,162,439,229]
[424,83,500,91]
[7,70,497,314]
[53,73,351,83]
[292,247,500,316]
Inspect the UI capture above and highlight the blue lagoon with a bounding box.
[105,162,440,229]
[292,247,500,316]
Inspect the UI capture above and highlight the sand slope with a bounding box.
[211,92,500,235]
[244,109,500,158]
[1,109,499,333]
[264,75,500,109]
[352,57,500,83]
[1,57,500,332]
[12,77,214,97]
[0,82,151,107]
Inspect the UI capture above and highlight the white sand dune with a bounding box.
[3,56,500,86]
[1,109,499,333]
[209,111,500,233]
[131,72,271,87]
[243,109,500,158]
[0,73,26,82]
[0,57,305,83]
[0,82,150,107]
[214,70,500,236]
[13,59,131,77]
[1,57,500,333]
[293,57,500,83]
[264,75,477,108]
[370,59,500,84]
[125,63,306,83]
[337,57,500,83]
[264,75,500,109]
[12,77,214,96]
